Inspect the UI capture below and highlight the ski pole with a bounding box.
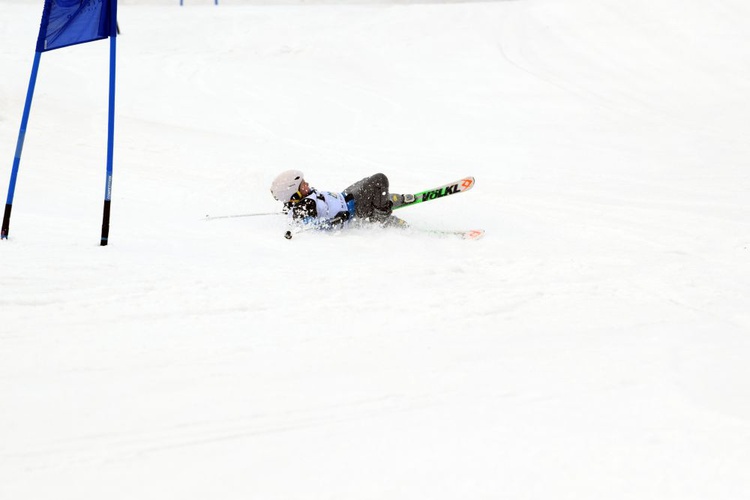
[203,212,283,221]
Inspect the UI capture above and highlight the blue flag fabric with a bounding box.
[36,0,116,52]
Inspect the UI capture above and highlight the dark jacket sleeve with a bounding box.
[290,198,318,220]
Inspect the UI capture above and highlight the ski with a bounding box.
[416,228,485,240]
[286,225,484,240]
[391,176,475,210]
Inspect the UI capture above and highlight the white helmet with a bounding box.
[270,170,304,202]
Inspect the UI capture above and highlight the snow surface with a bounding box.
[2,0,750,498]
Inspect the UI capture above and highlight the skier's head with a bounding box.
[271,170,307,203]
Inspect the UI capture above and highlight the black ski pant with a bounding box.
[343,173,392,221]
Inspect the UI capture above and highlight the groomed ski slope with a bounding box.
[1,0,750,498]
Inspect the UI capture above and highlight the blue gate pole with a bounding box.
[2,51,42,240]
[100,6,117,246]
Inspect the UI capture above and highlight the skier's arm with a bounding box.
[290,198,318,219]
[289,197,348,231]
[326,210,350,229]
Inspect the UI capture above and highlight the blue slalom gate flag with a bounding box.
[2,0,118,243]
[37,0,116,52]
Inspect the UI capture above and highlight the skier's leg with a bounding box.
[344,173,392,221]
[364,173,391,220]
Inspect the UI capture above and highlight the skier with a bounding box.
[270,170,412,230]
